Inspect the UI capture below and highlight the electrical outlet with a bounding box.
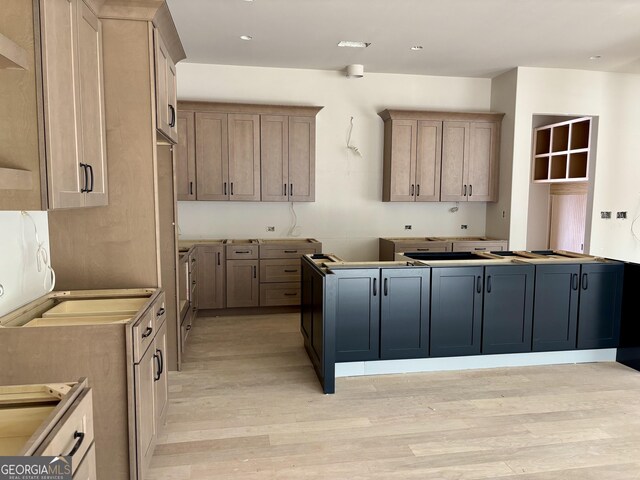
[601,211,612,219]
[617,212,628,219]
[461,224,468,230]
[266,226,275,232]
[404,225,412,230]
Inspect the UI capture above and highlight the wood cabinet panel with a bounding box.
[228,114,260,201]
[195,112,228,200]
[134,343,156,480]
[260,259,301,283]
[385,120,416,201]
[259,283,300,306]
[440,121,469,202]
[176,111,195,200]
[154,320,168,430]
[415,120,442,202]
[154,29,177,143]
[226,259,259,307]
[467,122,498,201]
[261,115,288,201]
[196,245,225,309]
[288,116,315,202]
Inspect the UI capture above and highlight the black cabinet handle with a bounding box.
[60,431,84,457]
[416,184,420,196]
[231,182,234,195]
[189,181,193,195]
[169,104,176,128]
[142,326,153,338]
[284,292,297,296]
[476,275,482,293]
[372,278,377,296]
[284,184,287,196]
[416,248,430,251]
[158,348,164,375]
[153,351,161,381]
[253,265,257,278]
[284,269,298,273]
[469,184,473,197]
[464,185,467,197]
[284,250,298,254]
[224,182,227,195]
[80,163,88,193]
[217,252,221,265]
[582,273,588,290]
[157,308,165,317]
[410,184,415,196]
[87,164,94,192]
[186,324,192,331]
[384,278,388,296]
[236,250,251,254]
[474,247,486,251]
[486,275,492,293]
[571,273,579,290]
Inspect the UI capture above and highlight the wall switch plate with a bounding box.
[461,224,468,229]
[601,211,612,219]
[266,226,275,232]
[404,225,412,230]
[617,212,628,219]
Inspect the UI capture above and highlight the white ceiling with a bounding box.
[167,0,640,78]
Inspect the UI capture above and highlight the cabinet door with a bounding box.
[154,320,168,430]
[197,245,225,309]
[482,265,534,354]
[154,30,177,143]
[228,114,260,201]
[430,267,483,357]
[380,268,430,359]
[440,121,470,202]
[385,120,416,202]
[415,121,442,202]
[289,116,316,202]
[196,112,229,200]
[226,259,259,307]
[134,344,156,480]
[577,263,623,349]
[467,122,498,202]
[76,1,108,207]
[176,111,196,200]
[261,115,288,201]
[333,269,380,362]
[532,264,579,352]
[40,0,85,209]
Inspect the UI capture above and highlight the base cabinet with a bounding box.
[134,341,156,480]
[533,264,580,352]
[226,259,260,307]
[482,265,534,354]
[197,245,225,309]
[430,267,483,357]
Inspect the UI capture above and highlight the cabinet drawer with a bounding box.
[226,245,259,259]
[452,241,507,252]
[260,283,301,306]
[260,259,301,283]
[132,308,155,364]
[395,243,451,254]
[259,244,320,259]
[153,292,166,329]
[73,443,96,480]
[36,388,94,474]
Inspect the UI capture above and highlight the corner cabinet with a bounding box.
[379,110,502,203]
[177,102,322,202]
[39,0,108,209]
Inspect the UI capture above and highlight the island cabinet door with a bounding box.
[532,264,580,352]
[482,265,534,354]
[430,267,483,357]
[380,268,430,359]
[577,263,624,349]
[333,269,381,362]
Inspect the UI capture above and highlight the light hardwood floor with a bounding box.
[148,313,640,479]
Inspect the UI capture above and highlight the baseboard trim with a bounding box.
[198,306,299,317]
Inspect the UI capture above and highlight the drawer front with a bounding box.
[259,244,321,259]
[452,241,507,252]
[153,292,167,329]
[226,245,259,259]
[36,388,94,474]
[72,443,96,480]
[133,308,155,363]
[395,243,451,253]
[260,259,301,283]
[260,283,301,306]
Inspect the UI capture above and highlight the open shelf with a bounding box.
[532,117,592,183]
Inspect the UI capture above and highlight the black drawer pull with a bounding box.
[284,250,298,253]
[87,164,94,192]
[169,104,176,128]
[217,252,221,265]
[290,183,294,196]
[582,273,588,290]
[284,292,297,296]
[186,324,192,331]
[61,431,85,457]
[253,265,257,278]
[189,181,193,195]
[284,269,298,273]
[156,308,165,317]
[235,250,251,254]
[416,184,420,196]
[231,182,234,195]
[153,351,161,381]
[372,278,377,296]
[571,273,579,290]
[416,248,430,251]
[486,275,492,293]
[464,185,467,196]
[142,326,153,338]
[469,184,473,197]
[410,184,415,196]
[224,182,227,195]
[476,275,482,294]
[80,163,88,193]
[384,278,388,296]
[474,247,486,251]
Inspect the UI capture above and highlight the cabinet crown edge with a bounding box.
[378,109,505,122]
[177,101,324,117]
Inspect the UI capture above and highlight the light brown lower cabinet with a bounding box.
[260,283,301,306]
[226,259,260,307]
[73,444,97,480]
[197,244,226,309]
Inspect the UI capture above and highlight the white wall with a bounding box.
[0,211,52,317]
[492,67,640,261]
[176,63,493,260]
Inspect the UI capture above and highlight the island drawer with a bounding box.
[260,259,301,283]
[260,283,301,306]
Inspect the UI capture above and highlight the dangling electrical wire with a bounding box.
[287,202,301,237]
[346,116,362,158]
[21,211,56,292]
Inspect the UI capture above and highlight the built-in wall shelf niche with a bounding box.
[0,32,28,70]
[532,117,591,183]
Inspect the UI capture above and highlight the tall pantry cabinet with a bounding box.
[48,3,186,376]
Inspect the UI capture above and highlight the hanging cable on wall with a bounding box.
[346,116,363,158]
[21,211,56,292]
[287,202,301,237]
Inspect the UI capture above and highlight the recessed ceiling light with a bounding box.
[410,46,424,51]
[240,35,253,41]
[589,55,602,60]
[337,41,371,48]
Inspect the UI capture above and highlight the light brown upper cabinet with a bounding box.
[176,110,195,200]
[379,110,502,203]
[39,0,108,209]
[178,102,322,202]
[261,115,316,202]
[154,28,177,143]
